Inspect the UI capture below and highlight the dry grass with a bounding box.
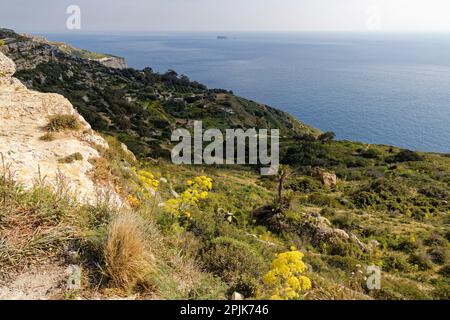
[89,157,112,184]
[305,275,372,300]
[104,213,153,290]
[39,132,56,142]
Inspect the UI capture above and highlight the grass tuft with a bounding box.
[46,114,80,132]
[104,213,152,290]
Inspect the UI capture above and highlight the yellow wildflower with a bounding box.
[263,250,312,300]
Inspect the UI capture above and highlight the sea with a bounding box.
[42,32,450,153]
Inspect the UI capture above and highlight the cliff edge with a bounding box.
[0,51,116,204]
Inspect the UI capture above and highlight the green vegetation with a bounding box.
[59,152,83,164]
[0,28,448,300]
[46,114,80,132]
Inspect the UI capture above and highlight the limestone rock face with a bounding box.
[0,52,15,82]
[96,56,127,69]
[0,51,117,205]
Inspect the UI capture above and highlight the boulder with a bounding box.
[316,169,337,188]
[231,292,245,300]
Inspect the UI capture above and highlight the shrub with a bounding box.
[428,247,449,265]
[318,132,336,143]
[382,253,411,272]
[419,185,449,200]
[164,176,213,222]
[288,176,322,193]
[104,213,152,290]
[360,149,380,159]
[326,239,363,258]
[330,212,355,230]
[307,193,340,207]
[438,264,450,277]
[46,114,80,132]
[389,236,419,253]
[408,252,433,271]
[373,277,431,300]
[202,237,267,297]
[39,132,56,142]
[59,152,83,164]
[391,150,424,163]
[352,191,381,208]
[432,282,450,300]
[325,255,360,273]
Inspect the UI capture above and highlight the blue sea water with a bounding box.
[43,32,450,153]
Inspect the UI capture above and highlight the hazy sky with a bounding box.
[1,0,450,33]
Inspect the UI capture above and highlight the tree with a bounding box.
[318,131,336,144]
[393,150,424,163]
[276,165,293,204]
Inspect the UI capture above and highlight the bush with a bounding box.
[360,149,380,159]
[438,264,450,277]
[419,185,449,200]
[428,247,449,265]
[389,236,419,253]
[326,239,363,258]
[288,176,322,193]
[59,152,83,164]
[352,191,381,208]
[46,114,80,132]
[409,252,433,271]
[391,150,424,163]
[202,237,267,297]
[307,193,341,207]
[40,132,56,142]
[373,277,431,300]
[330,212,355,230]
[325,255,360,272]
[382,253,411,272]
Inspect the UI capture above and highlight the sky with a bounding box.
[1,0,450,33]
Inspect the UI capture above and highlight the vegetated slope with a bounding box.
[0,28,316,159]
[0,29,449,300]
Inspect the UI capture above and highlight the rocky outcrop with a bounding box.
[0,52,117,205]
[0,29,127,71]
[316,169,337,188]
[95,56,127,69]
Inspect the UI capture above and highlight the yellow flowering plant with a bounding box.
[127,194,140,208]
[263,250,312,300]
[127,167,160,210]
[164,176,213,221]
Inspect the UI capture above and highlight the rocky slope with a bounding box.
[0,51,115,204]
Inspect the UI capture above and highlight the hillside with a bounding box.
[0,29,449,300]
[0,28,316,159]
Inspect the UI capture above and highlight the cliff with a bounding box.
[0,51,117,205]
